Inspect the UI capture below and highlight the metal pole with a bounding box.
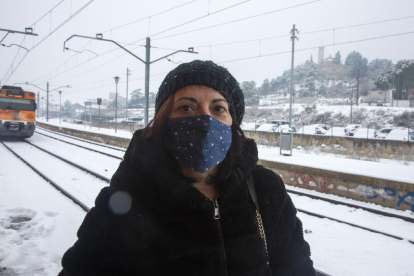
[90,103,92,129]
[356,69,360,106]
[115,82,118,133]
[84,104,87,128]
[37,92,40,118]
[289,24,296,127]
[99,105,101,130]
[46,82,49,121]
[59,91,62,124]
[144,37,151,127]
[126,68,130,121]
[350,86,353,124]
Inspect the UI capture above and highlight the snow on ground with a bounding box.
[0,145,85,276]
[38,118,134,140]
[5,120,413,275]
[258,145,413,184]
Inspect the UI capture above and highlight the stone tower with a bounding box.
[318,46,324,65]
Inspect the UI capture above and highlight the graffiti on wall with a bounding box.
[294,173,333,192]
[359,186,414,211]
[293,172,414,211]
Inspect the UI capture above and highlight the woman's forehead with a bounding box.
[173,85,226,101]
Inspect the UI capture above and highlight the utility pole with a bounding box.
[350,86,353,124]
[37,92,40,118]
[63,34,197,127]
[145,37,151,127]
[289,24,298,127]
[356,69,360,106]
[126,68,131,121]
[46,82,49,121]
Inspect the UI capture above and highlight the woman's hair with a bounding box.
[142,91,246,184]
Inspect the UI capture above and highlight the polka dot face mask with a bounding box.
[164,114,232,173]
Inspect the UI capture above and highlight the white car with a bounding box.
[315,126,327,135]
[272,124,296,133]
[344,124,361,136]
[374,128,393,139]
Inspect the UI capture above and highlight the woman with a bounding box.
[60,60,316,275]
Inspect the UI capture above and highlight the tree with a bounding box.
[258,79,270,96]
[62,100,73,117]
[108,99,123,109]
[128,88,142,108]
[345,51,368,79]
[368,59,393,81]
[333,51,341,64]
[240,81,257,98]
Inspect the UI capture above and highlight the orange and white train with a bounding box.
[0,85,36,138]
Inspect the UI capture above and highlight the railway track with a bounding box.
[3,137,413,276]
[7,130,414,245]
[36,128,414,224]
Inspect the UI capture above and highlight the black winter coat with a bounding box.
[60,130,315,276]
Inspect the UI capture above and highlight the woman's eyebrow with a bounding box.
[175,97,197,103]
[212,98,228,104]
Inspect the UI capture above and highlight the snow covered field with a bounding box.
[1,119,414,275]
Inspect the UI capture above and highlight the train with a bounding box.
[0,85,36,138]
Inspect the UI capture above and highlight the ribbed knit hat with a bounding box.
[155,60,245,125]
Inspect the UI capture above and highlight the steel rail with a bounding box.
[287,189,414,224]
[36,127,126,151]
[35,131,123,160]
[1,141,90,212]
[37,127,414,224]
[24,140,111,183]
[297,208,414,245]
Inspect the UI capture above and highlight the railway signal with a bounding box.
[97,98,102,130]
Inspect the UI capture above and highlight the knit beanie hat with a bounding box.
[155,60,245,125]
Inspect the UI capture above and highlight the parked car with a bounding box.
[386,128,414,141]
[271,120,289,127]
[272,124,296,133]
[374,128,393,139]
[377,101,384,106]
[344,124,361,136]
[315,126,327,135]
[73,119,84,124]
[123,117,143,123]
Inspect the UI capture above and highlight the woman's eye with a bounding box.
[180,105,193,112]
[214,105,226,113]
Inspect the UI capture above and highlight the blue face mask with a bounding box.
[165,114,232,173]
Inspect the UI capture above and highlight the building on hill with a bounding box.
[316,46,350,79]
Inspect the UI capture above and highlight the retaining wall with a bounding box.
[37,122,414,211]
[244,130,414,160]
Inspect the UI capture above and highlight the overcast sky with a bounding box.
[1,0,413,105]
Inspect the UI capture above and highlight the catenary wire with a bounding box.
[149,0,251,37]
[99,0,198,34]
[193,14,414,48]
[152,0,322,41]
[2,0,96,84]
[216,31,414,64]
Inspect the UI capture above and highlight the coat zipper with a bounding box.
[211,199,228,276]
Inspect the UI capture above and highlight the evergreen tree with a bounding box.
[368,59,393,80]
[240,81,257,98]
[258,79,271,96]
[345,51,368,79]
[333,51,341,64]
[128,88,142,108]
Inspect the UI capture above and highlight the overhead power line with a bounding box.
[99,0,197,34]
[152,0,322,41]
[217,31,414,64]
[2,0,96,84]
[150,0,251,37]
[192,14,414,48]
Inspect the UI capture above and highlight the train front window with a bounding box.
[0,98,35,111]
